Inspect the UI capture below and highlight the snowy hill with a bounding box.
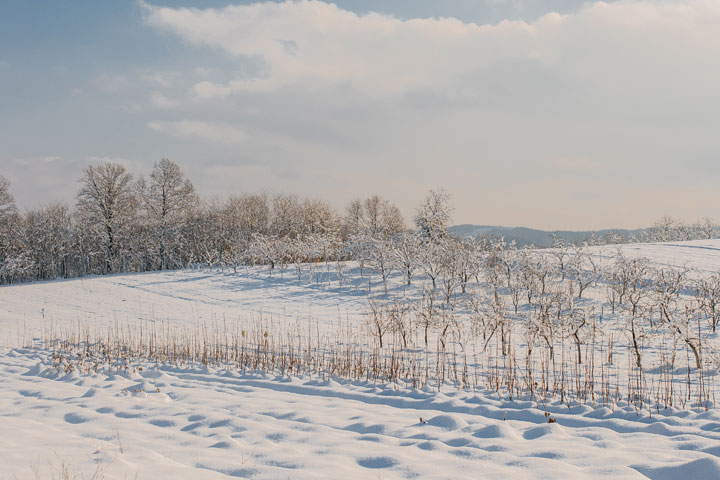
[2,239,720,479]
[449,224,644,247]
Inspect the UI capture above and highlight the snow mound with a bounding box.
[633,457,720,480]
[426,414,468,430]
[472,423,521,440]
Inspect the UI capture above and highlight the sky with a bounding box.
[1,0,719,230]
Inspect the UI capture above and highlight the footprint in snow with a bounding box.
[148,418,176,428]
[64,412,90,424]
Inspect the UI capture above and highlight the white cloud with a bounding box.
[149,90,179,109]
[141,0,720,102]
[191,81,233,99]
[141,71,182,88]
[147,120,247,144]
[128,1,720,228]
[11,156,61,167]
[91,73,130,93]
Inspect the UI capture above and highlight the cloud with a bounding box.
[11,156,61,167]
[91,73,130,93]
[141,0,720,104]
[149,90,179,109]
[147,120,247,144]
[141,71,183,89]
[0,1,682,228]
[191,81,232,99]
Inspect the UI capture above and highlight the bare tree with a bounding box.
[615,257,653,369]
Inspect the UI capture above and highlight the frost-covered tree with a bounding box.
[0,176,19,256]
[653,267,687,324]
[437,237,463,305]
[137,159,197,270]
[220,193,270,270]
[697,218,718,239]
[271,193,302,238]
[417,240,444,290]
[76,162,137,274]
[389,232,420,286]
[351,234,393,294]
[695,274,720,333]
[453,237,481,294]
[342,195,405,239]
[567,244,597,299]
[0,175,15,219]
[612,256,654,368]
[0,176,29,283]
[23,203,73,279]
[414,189,453,241]
[300,198,338,236]
[249,233,282,274]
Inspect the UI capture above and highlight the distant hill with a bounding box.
[449,224,644,248]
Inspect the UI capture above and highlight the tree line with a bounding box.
[0,159,717,285]
[0,159,409,283]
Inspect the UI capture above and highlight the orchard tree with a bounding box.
[414,189,453,241]
[390,232,420,286]
[695,274,720,332]
[351,234,393,294]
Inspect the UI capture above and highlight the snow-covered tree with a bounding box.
[342,195,405,239]
[0,175,16,219]
[0,176,21,265]
[76,162,137,274]
[389,232,420,286]
[567,244,597,299]
[351,234,393,294]
[23,203,73,279]
[695,274,720,333]
[414,189,453,241]
[137,158,197,270]
[0,177,30,283]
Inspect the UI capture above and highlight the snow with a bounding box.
[3,351,720,479]
[2,239,720,478]
[595,239,720,276]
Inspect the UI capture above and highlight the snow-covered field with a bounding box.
[3,240,720,479]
